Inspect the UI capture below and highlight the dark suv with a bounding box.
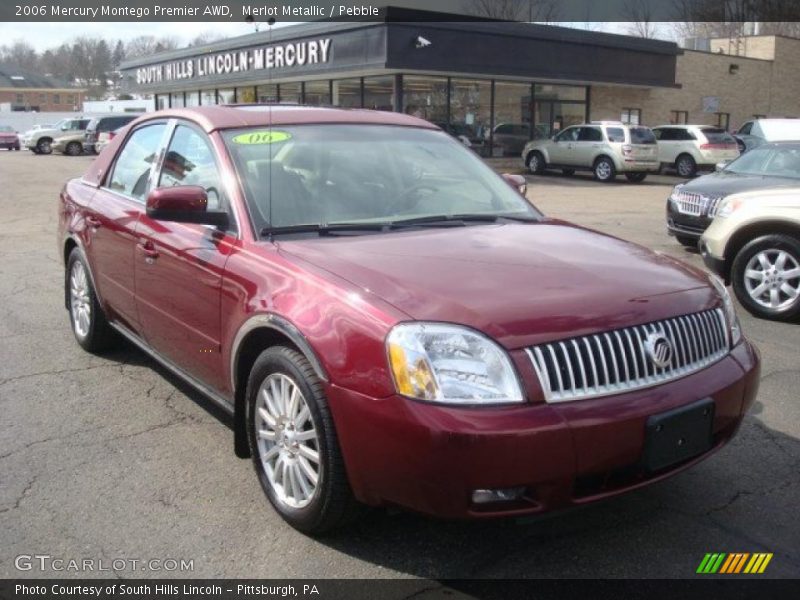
[84,114,142,154]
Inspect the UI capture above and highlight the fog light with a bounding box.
[471,487,525,504]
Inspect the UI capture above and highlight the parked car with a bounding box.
[492,123,532,155]
[522,121,659,182]
[0,125,20,150]
[432,121,487,154]
[652,125,739,177]
[24,117,90,154]
[84,114,142,154]
[60,106,759,534]
[93,126,124,155]
[52,131,88,156]
[733,118,800,153]
[700,188,800,320]
[667,142,800,247]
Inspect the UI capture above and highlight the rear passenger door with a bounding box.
[574,126,604,166]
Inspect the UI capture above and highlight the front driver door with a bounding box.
[548,126,578,165]
[134,122,237,393]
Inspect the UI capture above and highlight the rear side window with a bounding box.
[738,122,753,135]
[578,127,603,142]
[630,127,656,144]
[107,123,167,201]
[605,127,626,143]
[700,128,735,144]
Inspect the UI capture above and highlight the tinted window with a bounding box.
[495,124,512,134]
[630,127,656,144]
[678,129,697,141]
[654,128,672,141]
[107,123,167,200]
[738,122,753,135]
[578,127,603,142]
[158,125,226,211]
[605,127,625,143]
[724,145,800,179]
[699,128,735,144]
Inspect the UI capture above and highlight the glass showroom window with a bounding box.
[217,89,235,104]
[256,84,279,103]
[333,78,362,108]
[450,78,491,154]
[493,81,533,155]
[185,92,200,107]
[280,82,302,103]
[402,75,447,122]
[304,80,331,106]
[201,90,216,106]
[237,87,257,103]
[363,76,395,111]
[170,92,185,108]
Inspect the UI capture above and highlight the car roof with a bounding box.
[128,105,438,134]
[756,119,800,138]
[755,141,800,149]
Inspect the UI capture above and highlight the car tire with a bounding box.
[65,142,83,156]
[562,168,575,176]
[527,151,546,175]
[593,156,616,182]
[66,249,116,353]
[731,234,800,321]
[675,235,698,249]
[14,145,20,151]
[246,346,361,535]
[36,138,52,155]
[625,172,647,183]
[675,154,697,178]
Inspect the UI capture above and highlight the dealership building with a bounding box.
[119,8,800,154]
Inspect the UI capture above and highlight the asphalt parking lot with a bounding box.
[1,151,798,581]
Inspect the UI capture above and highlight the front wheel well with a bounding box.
[232,327,303,458]
[723,220,800,280]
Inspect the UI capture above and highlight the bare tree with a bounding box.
[463,0,559,22]
[124,36,179,59]
[189,32,226,47]
[0,40,38,71]
[624,0,660,38]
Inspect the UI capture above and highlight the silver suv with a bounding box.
[522,121,659,183]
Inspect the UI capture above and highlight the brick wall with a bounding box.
[0,89,84,112]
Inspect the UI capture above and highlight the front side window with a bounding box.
[223,124,540,233]
[158,125,227,212]
[107,123,167,200]
[555,127,579,142]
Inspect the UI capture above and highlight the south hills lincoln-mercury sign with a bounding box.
[136,38,332,85]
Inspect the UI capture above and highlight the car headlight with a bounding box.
[386,323,524,405]
[668,184,684,204]
[708,274,742,346]
[714,196,744,219]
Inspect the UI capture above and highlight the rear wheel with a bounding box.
[593,156,616,182]
[246,346,361,534]
[675,154,697,178]
[65,141,83,156]
[527,151,545,175]
[625,172,647,183]
[731,234,800,321]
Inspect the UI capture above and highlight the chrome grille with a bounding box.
[672,191,723,217]
[526,309,729,402]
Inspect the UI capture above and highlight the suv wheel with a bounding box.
[625,173,647,183]
[731,234,800,321]
[246,346,360,534]
[66,249,116,352]
[36,138,52,154]
[65,141,83,156]
[593,157,616,182]
[527,151,545,175]
[676,154,697,178]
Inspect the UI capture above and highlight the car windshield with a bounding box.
[724,145,800,178]
[223,124,541,234]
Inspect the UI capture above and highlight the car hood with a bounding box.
[278,222,715,349]
[681,170,800,196]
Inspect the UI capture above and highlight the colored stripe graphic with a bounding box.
[699,552,773,574]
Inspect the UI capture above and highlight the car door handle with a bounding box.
[137,240,159,260]
[86,216,101,228]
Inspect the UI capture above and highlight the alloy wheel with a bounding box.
[744,249,800,310]
[255,373,321,509]
[596,161,612,180]
[69,260,91,339]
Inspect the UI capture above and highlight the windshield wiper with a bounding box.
[388,213,538,228]
[260,223,387,238]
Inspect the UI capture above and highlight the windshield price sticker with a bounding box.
[232,131,292,145]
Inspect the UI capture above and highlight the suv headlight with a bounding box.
[708,274,742,346]
[386,323,524,405]
[714,196,744,219]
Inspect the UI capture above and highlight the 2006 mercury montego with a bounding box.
[59,105,760,534]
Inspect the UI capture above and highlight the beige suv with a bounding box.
[700,188,800,320]
[522,121,659,183]
[652,125,739,177]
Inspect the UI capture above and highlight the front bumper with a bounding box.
[666,201,712,240]
[326,340,759,519]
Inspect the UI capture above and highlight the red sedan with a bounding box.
[58,106,760,534]
[0,125,21,150]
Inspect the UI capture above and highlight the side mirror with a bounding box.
[146,185,228,228]
[502,173,527,197]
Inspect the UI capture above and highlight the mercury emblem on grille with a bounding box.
[645,332,673,368]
